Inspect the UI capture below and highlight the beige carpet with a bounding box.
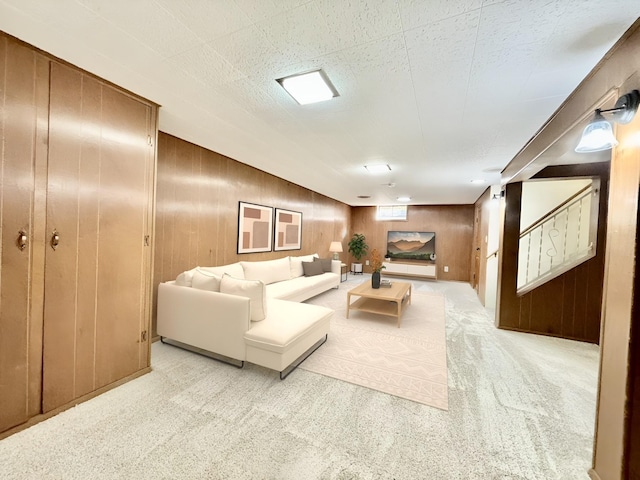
[303,286,448,410]
[0,281,601,479]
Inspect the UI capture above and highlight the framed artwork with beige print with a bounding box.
[274,208,302,251]
[237,202,273,254]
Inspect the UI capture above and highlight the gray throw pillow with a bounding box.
[302,260,324,277]
[313,257,332,272]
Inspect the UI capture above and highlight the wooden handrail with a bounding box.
[486,249,498,260]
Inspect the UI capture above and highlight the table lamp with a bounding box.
[329,241,343,260]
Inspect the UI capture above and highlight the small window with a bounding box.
[377,205,407,221]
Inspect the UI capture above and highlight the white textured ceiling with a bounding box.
[1,1,638,205]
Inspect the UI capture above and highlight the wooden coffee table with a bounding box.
[346,281,412,328]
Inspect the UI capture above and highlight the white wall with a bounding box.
[520,178,592,232]
[484,185,502,310]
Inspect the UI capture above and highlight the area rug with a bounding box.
[302,287,448,410]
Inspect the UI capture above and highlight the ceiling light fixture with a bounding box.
[575,90,639,153]
[276,69,339,105]
[364,164,391,173]
[396,196,411,202]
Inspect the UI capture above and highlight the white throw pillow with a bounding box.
[191,268,222,291]
[199,262,245,279]
[220,274,267,321]
[289,254,319,278]
[241,257,290,285]
[175,267,199,287]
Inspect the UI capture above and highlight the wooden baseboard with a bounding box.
[496,324,599,345]
[587,468,602,480]
[382,271,437,280]
[0,367,151,441]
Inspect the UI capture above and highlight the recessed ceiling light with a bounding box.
[276,69,338,105]
[470,179,485,184]
[397,196,411,202]
[364,164,391,173]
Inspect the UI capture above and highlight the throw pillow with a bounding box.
[241,257,290,285]
[192,268,222,291]
[290,254,319,278]
[313,257,332,273]
[220,274,267,321]
[302,260,324,277]
[290,257,304,278]
[199,262,245,279]
[175,267,199,287]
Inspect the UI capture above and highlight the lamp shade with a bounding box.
[329,241,343,253]
[575,112,619,153]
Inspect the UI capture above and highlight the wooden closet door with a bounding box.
[0,38,49,432]
[42,62,154,412]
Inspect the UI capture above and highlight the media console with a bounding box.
[382,261,437,280]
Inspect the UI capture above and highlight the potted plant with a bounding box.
[370,248,386,288]
[347,233,368,274]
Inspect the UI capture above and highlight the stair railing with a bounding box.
[516,182,599,295]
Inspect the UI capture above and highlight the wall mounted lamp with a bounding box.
[575,89,639,153]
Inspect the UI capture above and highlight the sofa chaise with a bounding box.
[157,254,339,379]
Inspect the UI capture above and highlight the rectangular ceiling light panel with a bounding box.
[277,70,338,105]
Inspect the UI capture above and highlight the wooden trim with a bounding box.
[0,367,151,441]
[382,271,437,280]
[498,324,598,344]
[503,89,617,184]
[587,468,602,480]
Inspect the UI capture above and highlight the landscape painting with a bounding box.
[386,231,436,261]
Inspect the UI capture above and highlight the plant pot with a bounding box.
[371,271,381,288]
[352,263,363,274]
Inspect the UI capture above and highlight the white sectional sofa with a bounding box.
[157,254,339,379]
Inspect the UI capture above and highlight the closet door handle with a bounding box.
[17,230,28,250]
[50,230,60,250]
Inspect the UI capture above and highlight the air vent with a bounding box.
[357,195,371,199]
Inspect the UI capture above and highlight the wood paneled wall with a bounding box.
[627,198,640,478]
[474,188,492,305]
[596,93,640,479]
[349,205,474,281]
[497,19,640,478]
[497,163,609,344]
[0,35,49,434]
[42,62,156,413]
[0,31,157,438]
[153,133,351,336]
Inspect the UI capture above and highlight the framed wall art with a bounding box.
[274,208,302,251]
[237,202,273,254]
